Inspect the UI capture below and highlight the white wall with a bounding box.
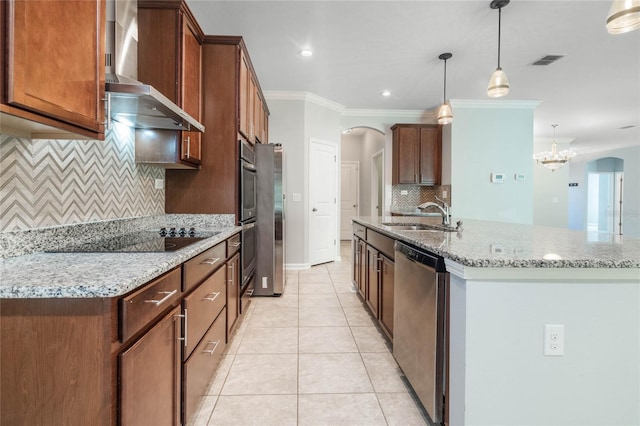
[449,271,640,426]
[450,100,537,224]
[568,144,640,238]
[266,94,342,268]
[532,138,572,228]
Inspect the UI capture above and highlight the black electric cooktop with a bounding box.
[48,228,219,253]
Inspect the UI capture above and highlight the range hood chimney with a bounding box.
[104,0,204,133]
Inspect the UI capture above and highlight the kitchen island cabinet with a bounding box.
[352,216,640,426]
[0,228,241,426]
[391,124,442,185]
[0,0,105,140]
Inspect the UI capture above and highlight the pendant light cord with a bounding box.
[443,58,447,102]
[497,6,502,68]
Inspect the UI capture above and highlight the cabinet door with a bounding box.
[227,253,240,336]
[253,82,263,143]
[419,127,441,185]
[120,306,181,426]
[393,126,419,184]
[181,20,202,165]
[379,254,395,338]
[366,245,379,317]
[356,239,367,299]
[4,0,105,136]
[239,50,251,141]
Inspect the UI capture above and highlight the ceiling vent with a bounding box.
[530,54,565,66]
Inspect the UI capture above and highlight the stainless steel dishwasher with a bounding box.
[393,241,448,424]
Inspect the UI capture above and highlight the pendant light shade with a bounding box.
[437,52,453,125]
[606,0,640,34]
[487,0,510,98]
[533,124,576,172]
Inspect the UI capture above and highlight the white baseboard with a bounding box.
[285,263,311,270]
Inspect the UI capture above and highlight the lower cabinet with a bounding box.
[379,254,395,338]
[352,223,395,339]
[119,306,182,426]
[184,307,227,423]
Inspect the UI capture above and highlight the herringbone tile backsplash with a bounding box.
[0,126,164,232]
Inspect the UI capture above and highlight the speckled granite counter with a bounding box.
[353,216,640,269]
[389,206,443,217]
[0,214,239,299]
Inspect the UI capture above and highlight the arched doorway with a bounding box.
[340,127,385,240]
[586,157,624,235]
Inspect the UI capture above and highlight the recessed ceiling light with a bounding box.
[381,90,391,97]
[299,49,313,57]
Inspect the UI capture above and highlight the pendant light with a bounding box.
[533,124,576,172]
[606,0,640,34]
[487,0,510,98]
[437,53,453,125]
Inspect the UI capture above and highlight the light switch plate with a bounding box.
[292,193,302,202]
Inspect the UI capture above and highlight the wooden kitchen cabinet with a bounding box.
[166,36,269,217]
[0,0,105,140]
[227,252,240,336]
[137,0,204,168]
[379,253,395,338]
[366,245,380,317]
[239,49,269,145]
[120,305,182,426]
[351,223,395,339]
[392,124,442,185]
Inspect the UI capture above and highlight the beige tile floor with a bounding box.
[189,242,430,426]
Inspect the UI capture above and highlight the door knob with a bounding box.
[312,208,317,212]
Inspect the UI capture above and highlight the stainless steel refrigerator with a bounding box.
[254,143,285,296]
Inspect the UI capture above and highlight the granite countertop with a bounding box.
[389,206,443,217]
[353,216,640,269]
[0,226,240,299]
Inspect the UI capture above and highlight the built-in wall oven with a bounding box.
[239,140,257,309]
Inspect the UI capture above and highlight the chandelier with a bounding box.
[533,124,576,171]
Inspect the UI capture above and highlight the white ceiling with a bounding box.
[187,1,640,154]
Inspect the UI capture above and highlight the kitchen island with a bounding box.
[353,216,640,426]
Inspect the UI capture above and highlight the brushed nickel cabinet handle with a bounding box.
[144,289,177,306]
[203,340,220,355]
[203,292,220,302]
[175,311,187,347]
[201,257,220,265]
[185,136,191,158]
[229,242,241,247]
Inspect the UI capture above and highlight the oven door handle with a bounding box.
[242,222,256,230]
[242,161,256,172]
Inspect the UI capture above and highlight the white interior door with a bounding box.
[310,140,338,266]
[340,162,359,240]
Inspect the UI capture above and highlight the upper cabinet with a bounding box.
[0,0,105,140]
[391,124,442,186]
[239,49,269,144]
[137,0,204,168]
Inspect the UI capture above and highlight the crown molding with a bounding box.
[450,99,542,109]
[264,91,346,112]
[342,109,436,120]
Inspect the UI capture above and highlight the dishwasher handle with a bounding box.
[394,241,446,272]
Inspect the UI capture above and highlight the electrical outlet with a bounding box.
[154,179,164,190]
[544,324,565,356]
[441,190,447,199]
[400,190,409,195]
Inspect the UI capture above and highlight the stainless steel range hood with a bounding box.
[104,0,204,133]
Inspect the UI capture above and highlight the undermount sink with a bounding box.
[381,222,459,232]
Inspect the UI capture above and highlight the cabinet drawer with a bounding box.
[353,222,366,239]
[367,229,395,260]
[183,266,226,359]
[120,267,182,342]
[227,233,241,257]
[183,242,226,292]
[183,307,226,424]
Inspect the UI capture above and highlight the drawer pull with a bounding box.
[229,242,241,247]
[144,289,178,306]
[203,340,220,355]
[175,311,187,347]
[203,292,221,302]
[201,257,220,266]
